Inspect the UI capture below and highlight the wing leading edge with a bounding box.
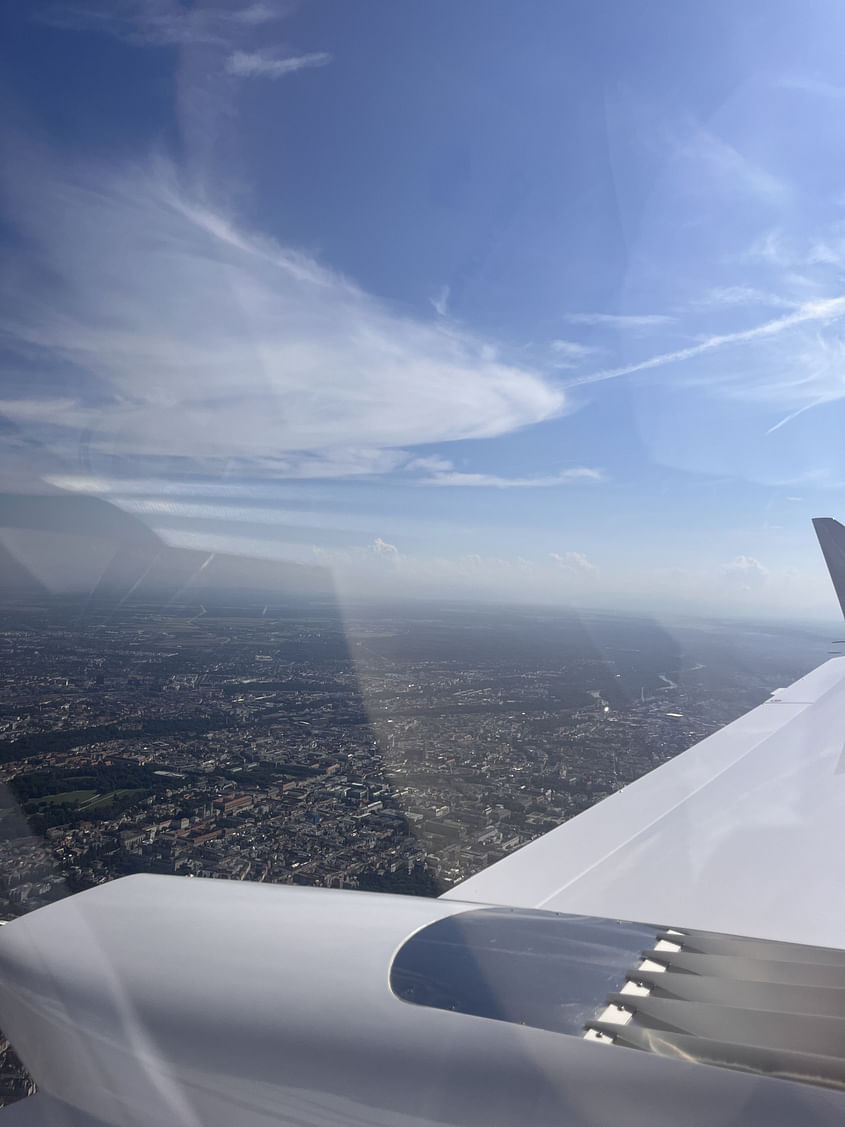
[444,519,845,950]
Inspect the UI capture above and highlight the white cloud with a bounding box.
[431,285,450,317]
[0,151,564,476]
[549,551,598,576]
[370,537,399,559]
[403,455,455,474]
[226,50,331,79]
[563,312,673,330]
[549,339,599,366]
[418,468,604,488]
[742,228,791,267]
[44,475,387,500]
[112,498,405,536]
[805,236,845,267]
[235,3,279,25]
[240,449,407,478]
[39,2,322,85]
[719,555,768,590]
[686,286,798,312]
[309,536,401,571]
[721,554,767,574]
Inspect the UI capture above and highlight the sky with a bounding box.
[3,0,845,616]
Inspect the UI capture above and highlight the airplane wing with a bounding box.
[2,519,845,1126]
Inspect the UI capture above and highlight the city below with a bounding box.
[0,595,836,1103]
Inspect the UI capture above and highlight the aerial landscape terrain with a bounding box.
[0,592,835,1102]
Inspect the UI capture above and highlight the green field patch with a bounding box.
[82,788,144,810]
[28,789,98,808]
[23,786,148,817]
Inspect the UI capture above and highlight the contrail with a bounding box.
[766,395,831,435]
[567,296,845,388]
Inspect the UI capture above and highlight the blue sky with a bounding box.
[3,0,845,614]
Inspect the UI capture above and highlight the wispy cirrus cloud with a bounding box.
[0,147,565,481]
[417,468,604,488]
[569,296,845,392]
[39,1,331,85]
[739,225,845,274]
[234,3,280,25]
[226,49,332,79]
[403,455,455,474]
[563,312,673,330]
[430,285,450,318]
[38,1,281,47]
[684,286,799,312]
[683,129,788,203]
[112,498,415,538]
[549,339,600,366]
[741,228,792,267]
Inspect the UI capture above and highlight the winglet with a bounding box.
[813,517,845,619]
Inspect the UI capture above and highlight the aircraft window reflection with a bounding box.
[391,908,656,1035]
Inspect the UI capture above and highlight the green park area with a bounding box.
[8,763,169,834]
[29,788,145,812]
